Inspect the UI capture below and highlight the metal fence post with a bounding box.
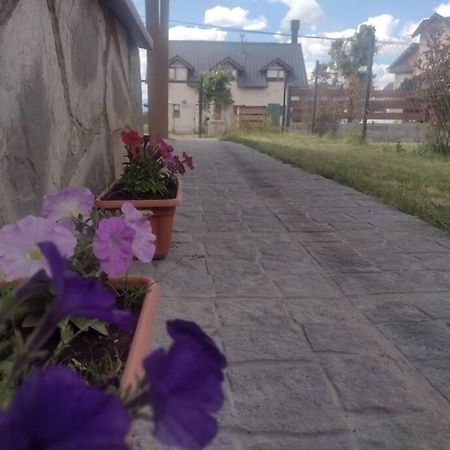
[198,77,203,138]
[362,34,376,141]
[311,60,319,134]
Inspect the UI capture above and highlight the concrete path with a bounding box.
[132,139,450,449]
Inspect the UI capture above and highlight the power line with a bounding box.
[139,15,412,45]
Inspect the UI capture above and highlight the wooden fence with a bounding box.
[235,105,267,128]
[288,87,427,124]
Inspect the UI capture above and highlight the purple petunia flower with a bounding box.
[42,186,95,229]
[93,217,135,276]
[39,241,134,331]
[144,320,226,450]
[121,203,156,263]
[0,216,76,281]
[0,366,131,449]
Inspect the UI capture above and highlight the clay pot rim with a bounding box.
[110,276,160,392]
[95,178,182,209]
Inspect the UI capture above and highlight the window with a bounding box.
[173,104,180,118]
[267,66,285,80]
[169,64,188,82]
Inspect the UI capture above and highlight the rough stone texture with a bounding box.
[0,0,142,224]
[131,139,450,449]
[322,355,427,413]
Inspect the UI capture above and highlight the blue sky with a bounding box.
[134,0,450,88]
[133,0,449,40]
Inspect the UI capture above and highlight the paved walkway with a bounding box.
[132,139,450,449]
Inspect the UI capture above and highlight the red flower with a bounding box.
[182,152,195,170]
[121,130,144,147]
[173,156,185,174]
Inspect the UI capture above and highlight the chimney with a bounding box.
[291,20,300,44]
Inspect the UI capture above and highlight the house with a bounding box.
[167,24,308,133]
[387,43,419,89]
[388,13,450,89]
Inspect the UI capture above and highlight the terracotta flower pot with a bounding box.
[111,276,160,392]
[0,276,160,392]
[96,180,182,260]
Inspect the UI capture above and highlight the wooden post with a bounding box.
[362,33,375,141]
[146,0,169,142]
[159,0,169,138]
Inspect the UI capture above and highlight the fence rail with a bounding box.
[288,87,427,125]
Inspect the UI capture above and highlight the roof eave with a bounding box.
[101,0,153,49]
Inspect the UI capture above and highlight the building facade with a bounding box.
[168,39,308,134]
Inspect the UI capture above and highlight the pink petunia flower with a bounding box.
[121,203,156,263]
[93,217,135,276]
[42,187,94,229]
[0,216,76,281]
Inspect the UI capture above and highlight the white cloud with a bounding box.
[300,29,355,59]
[401,20,423,40]
[169,26,227,41]
[273,31,290,43]
[435,1,450,16]
[364,14,399,41]
[372,63,395,89]
[273,0,326,30]
[204,6,267,31]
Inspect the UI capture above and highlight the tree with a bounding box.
[328,25,376,123]
[329,25,376,81]
[197,69,234,119]
[415,31,450,153]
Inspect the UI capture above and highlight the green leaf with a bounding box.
[70,317,109,336]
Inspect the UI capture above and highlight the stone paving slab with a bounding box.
[132,139,450,449]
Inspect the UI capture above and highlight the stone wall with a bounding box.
[0,0,143,224]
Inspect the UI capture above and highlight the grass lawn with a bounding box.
[225,129,450,231]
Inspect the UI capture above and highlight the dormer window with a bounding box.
[267,65,285,80]
[169,63,188,82]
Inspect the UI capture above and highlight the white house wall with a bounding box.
[230,80,285,106]
[168,82,199,134]
[169,79,286,134]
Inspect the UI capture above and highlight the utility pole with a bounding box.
[311,60,319,134]
[146,0,169,142]
[362,32,375,141]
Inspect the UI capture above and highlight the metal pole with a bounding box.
[362,33,375,141]
[198,77,203,138]
[281,78,287,131]
[311,60,319,134]
[286,85,291,129]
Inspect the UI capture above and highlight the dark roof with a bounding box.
[387,43,419,74]
[168,41,308,88]
[102,0,153,49]
[411,13,450,38]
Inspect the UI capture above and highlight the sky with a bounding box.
[134,0,450,90]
